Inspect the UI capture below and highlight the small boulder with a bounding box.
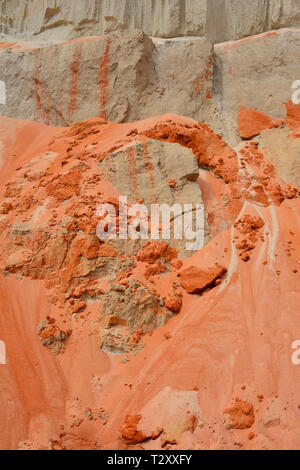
[179,265,227,294]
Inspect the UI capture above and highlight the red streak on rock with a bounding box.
[33,50,54,125]
[98,38,110,121]
[33,50,46,123]
[143,142,158,203]
[127,147,139,200]
[33,49,52,125]
[0,42,16,50]
[68,43,82,118]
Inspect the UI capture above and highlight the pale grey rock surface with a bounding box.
[1,0,300,43]
[98,138,207,258]
[213,28,300,145]
[257,127,300,188]
[0,31,213,126]
[207,0,300,42]
[0,0,207,41]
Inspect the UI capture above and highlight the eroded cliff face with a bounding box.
[0,0,300,451]
[1,0,300,42]
[0,0,207,41]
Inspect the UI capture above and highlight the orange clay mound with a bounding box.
[0,112,300,451]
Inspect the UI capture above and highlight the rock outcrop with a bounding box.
[214,28,300,145]
[1,0,300,43]
[0,0,207,41]
[207,0,300,42]
[0,31,213,126]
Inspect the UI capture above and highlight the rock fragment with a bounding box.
[179,264,227,294]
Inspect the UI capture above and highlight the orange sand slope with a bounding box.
[0,111,300,450]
